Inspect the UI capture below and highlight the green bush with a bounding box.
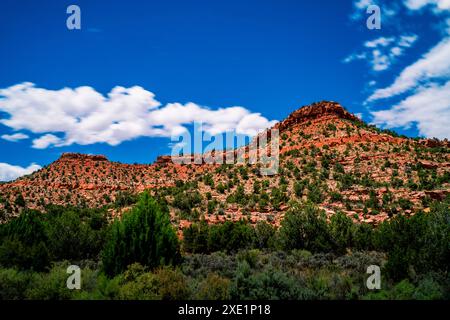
[253,221,276,249]
[278,202,333,252]
[118,266,190,300]
[25,264,75,300]
[183,220,255,254]
[196,273,231,300]
[45,208,107,261]
[0,210,50,271]
[0,268,32,299]
[114,191,138,208]
[329,212,354,254]
[375,202,449,280]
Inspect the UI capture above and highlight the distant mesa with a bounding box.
[59,152,108,162]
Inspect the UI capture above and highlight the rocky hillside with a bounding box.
[1,101,449,233]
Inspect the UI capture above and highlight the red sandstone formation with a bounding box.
[1,101,449,229]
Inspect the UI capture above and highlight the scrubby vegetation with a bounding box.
[0,192,448,300]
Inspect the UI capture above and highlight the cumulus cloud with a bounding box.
[1,132,29,142]
[371,80,450,138]
[0,83,277,149]
[0,162,41,182]
[32,134,63,149]
[344,35,418,71]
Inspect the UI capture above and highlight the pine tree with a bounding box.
[102,191,180,277]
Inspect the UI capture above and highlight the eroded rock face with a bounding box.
[155,156,172,166]
[425,190,449,200]
[419,138,450,148]
[275,101,362,132]
[59,153,108,162]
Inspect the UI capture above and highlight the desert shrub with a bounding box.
[398,198,413,210]
[196,273,231,300]
[0,209,47,245]
[307,182,324,204]
[230,262,308,299]
[181,252,238,279]
[0,239,50,272]
[0,210,50,271]
[227,185,247,205]
[389,279,416,300]
[0,268,32,299]
[14,194,26,207]
[102,192,180,277]
[365,275,448,300]
[118,266,189,300]
[45,207,107,261]
[352,222,375,250]
[329,212,354,253]
[412,273,448,300]
[253,221,276,249]
[329,191,343,202]
[25,263,75,300]
[270,187,287,209]
[207,221,255,253]
[183,220,255,254]
[375,202,450,280]
[278,202,333,252]
[203,174,214,187]
[150,267,191,300]
[114,191,138,208]
[173,190,202,213]
[216,183,226,194]
[294,180,307,197]
[182,222,209,254]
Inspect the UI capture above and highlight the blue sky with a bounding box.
[0,0,449,180]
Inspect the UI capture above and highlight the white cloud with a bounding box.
[368,37,450,100]
[351,0,449,23]
[1,132,29,142]
[0,162,41,182]
[365,37,396,48]
[350,0,450,138]
[404,0,450,12]
[344,35,418,72]
[0,83,277,149]
[32,134,63,149]
[371,80,450,138]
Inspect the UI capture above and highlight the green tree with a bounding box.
[375,202,450,280]
[102,192,180,277]
[329,212,354,253]
[278,202,332,252]
[0,209,50,271]
[253,221,275,249]
[45,208,106,261]
[14,194,26,207]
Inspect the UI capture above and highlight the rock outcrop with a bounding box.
[275,101,361,132]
